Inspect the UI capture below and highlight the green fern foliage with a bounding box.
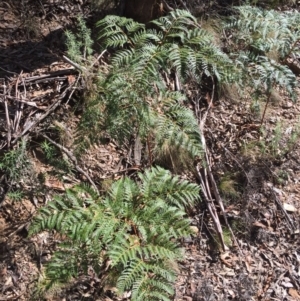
[29,167,200,300]
[97,10,235,82]
[152,91,202,159]
[227,6,300,61]
[225,6,298,100]
[78,10,238,163]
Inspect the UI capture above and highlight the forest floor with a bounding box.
[1,1,300,301]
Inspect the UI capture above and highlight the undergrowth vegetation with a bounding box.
[0,139,30,184]
[226,6,298,123]
[76,9,239,164]
[26,5,300,301]
[30,167,199,300]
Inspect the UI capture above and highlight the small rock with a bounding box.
[283,203,296,212]
[190,226,199,235]
[282,102,293,109]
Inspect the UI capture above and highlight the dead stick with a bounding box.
[197,81,227,251]
[206,158,242,253]
[260,90,272,126]
[11,90,65,145]
[22,69,77,83]
[41,134,99,194]
[198,83,241,253]
[13,72,22,133]
[66,74,80,105]
[196,165,226,251]
[3,84,11,147]
[223,146,253,187]
[14,77,26,133]
[90,50,107,68]
[63,55,87,73]
[271,186,296,233]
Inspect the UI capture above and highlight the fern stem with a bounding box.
[147,135,153,166]
[260,91,272,126]
[283,38,300,63]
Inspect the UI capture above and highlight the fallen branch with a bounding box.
[6,69,78,85]
[197,84,227,252]
[195,164,226,251]
[196,82,241,253]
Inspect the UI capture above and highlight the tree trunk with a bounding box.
[124,0,158,23]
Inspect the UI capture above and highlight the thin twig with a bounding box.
[260,90,272,125]
[270,185,296,234]
[14,76,26,134]
[41,134,99,194]
[66,74,80,105]
[63,55,88,73]
[174,72,181,91]
[222,146,253,187]
[90,50,107,68]
[161,0,174,12]
[1,96,41,108]
[11,86,69,145]
[3,83,11,147]
[0,65,19,75]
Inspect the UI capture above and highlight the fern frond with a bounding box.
[215,6,299,130]
[111,49,135,67]
[153,102,202,159]
[139,166,200,208]
[227,6,300,61]
[245,55,297,99]
[97,15,145,48]
[131,44,164,82]
[151,9,197,43]
[117,259,146,292]
[30,167,200,300]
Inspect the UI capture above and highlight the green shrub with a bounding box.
[65,16,93,64]
[0,139,31,184]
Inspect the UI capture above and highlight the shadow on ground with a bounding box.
[0,0,122,76]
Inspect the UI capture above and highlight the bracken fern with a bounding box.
[77,10,237,165]
[29,166,200,300]
[226,6,300,61]
[226,6,299,100]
